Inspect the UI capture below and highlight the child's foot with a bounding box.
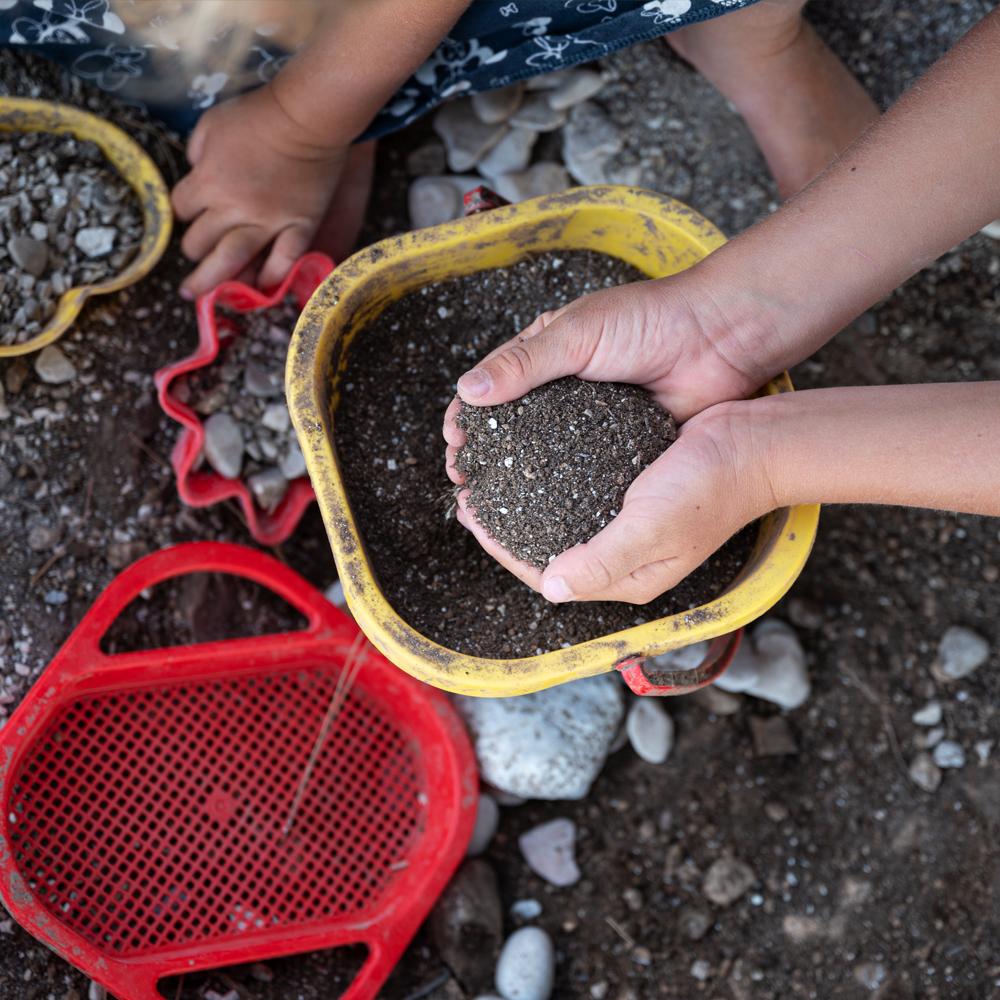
[667,1,879,199]
[310,139,377,263]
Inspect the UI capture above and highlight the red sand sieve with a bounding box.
[0,543,477,1000]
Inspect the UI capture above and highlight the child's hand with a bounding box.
[172,84,349,300]
[453,398,769,604]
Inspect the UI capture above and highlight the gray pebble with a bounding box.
[203,412,244,479]
[34,344,76,384]
[932,626,989,682]
[495,927,555,1000]
[701,856,755,908]
[279,441,308,480]
[626,698,673,764]
[247,466,288,513]
[74,226,116,258]
[467,792,500,857]
[908,751,942,792]
[932,740,965,769]
[8,235,48,276]
[244,356,283,397]
[261,402,290,433]
[518,818,580,887]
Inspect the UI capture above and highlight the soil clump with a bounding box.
[456,378,677,570]
[335,250,755,659]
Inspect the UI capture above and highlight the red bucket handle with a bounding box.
[617,628,743,695]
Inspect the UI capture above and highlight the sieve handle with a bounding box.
[67,541,345,660]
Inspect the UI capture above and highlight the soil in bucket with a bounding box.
[335,250,756,659]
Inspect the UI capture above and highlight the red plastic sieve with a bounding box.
[154,253,335,545]
[0,542,477,1000]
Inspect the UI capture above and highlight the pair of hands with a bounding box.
[443,277,781,606]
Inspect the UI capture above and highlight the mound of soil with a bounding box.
[456,377,677,570]
[335,250,755,659]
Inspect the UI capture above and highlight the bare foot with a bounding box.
[667,1,879,199]
[309,138,377,263]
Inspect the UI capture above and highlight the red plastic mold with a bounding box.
[154,253,335,545]
[617,628,744,695]
[0,542,477,1000]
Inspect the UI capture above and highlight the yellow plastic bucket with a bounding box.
[288,186,819,697]
[0,97,172,358]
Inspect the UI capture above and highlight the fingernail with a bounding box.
[458,369,490,398]
[179,286,194,301]
[543,576,572,603]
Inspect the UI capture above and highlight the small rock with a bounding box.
[8,236,48,276]
[88,982,106,1000]
[203,412,244,479]
[495,926,555,1000]
[0,918,13,934]
[511,898,543,920]
[408,174,483,229]
[525,69,574,91]
[6,358,28,394]
[626,698,673,764]
[324,579,346,607]
[976,739,993,761]
[454,675,623,800]
[477,127,538,182]
[981,218,1000,239]
[406,140,447,176]
[702,857,755,907]
[244,357,283,397]
[561,102,623,185]
[690,959,711,982]
[472,82,524,124]
[27,523,60,551]
[467,792,500,856]
[279,441,308,480]
[622,887,643,911]
[689,686,742,716]
[589,983,609,1000]
[75,226,116,258]
[34,344,76,384]
[782,914,824,943]
[714,620,810,710]
[853,962,886,991]
[649,640,709,671]
[490,163,571,204]
[932,625,989,682]
[912,700,942,726]
[786,596,824,629]
[932,740,965,769]
[546,69,605,111]
[518,817,580,887]
[247,466,288,513]
[908,751,942,792]
[749,715,798,757]
[249,963,274,983]
[432,859,503,995]
[44,589,68,605]
[679,905,712,941]
[509,94,568,133]
[261,402,290,433]
[917,725,945,750]
[764,802,789,823]
[106,539,147,570]
[434,99,509,172]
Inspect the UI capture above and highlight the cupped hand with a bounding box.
[453,398,773,604]
[172,84,349,300]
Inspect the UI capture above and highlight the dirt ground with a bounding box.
[2,2,1000,998]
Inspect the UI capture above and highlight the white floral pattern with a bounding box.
[70,42,144,90]
[415,36,508,94]
[640,0,693,26]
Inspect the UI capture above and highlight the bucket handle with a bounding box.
[617,628,743,695]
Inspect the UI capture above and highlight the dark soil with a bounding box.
[335,252,756,659]
[456,378,677,570]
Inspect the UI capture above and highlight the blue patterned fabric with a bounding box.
[0,0,758,137]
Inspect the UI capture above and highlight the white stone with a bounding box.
[689,685,742,716]
[453,675,623,799]
[546,70,605,111]
[918,725,945,750]
[247,466,288,513]
[561,102,623,185]
[626,698,673,764]
[325,580,346,607]
[649,640,709,672]
[472,82,524,124]
[491,163,571,205]
[467,792,500,856]
[981,219,1000,239]
[933,740,965,769]
[434,99,509,172]
[976,739,993,761]
[203,412,244,479]
[908,751,941,792]
[853,962,886,991]
[511,898,542,920]
[932,626,989,682]
[509,94,568,133]
[912,700,942,726]
[518,817,579,887]
[261,403,290,433]
[690,959,711,982]
[244,357,283,397]
[495,927,555,1000]
[408,175,483,229]
[713,620,810,710]
[279,441,308,480]
[75,226,116,258]
[702,857,755,907]
[477,127,538,182]
[525,69,574,91]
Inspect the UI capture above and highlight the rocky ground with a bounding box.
[2,2,1000,999]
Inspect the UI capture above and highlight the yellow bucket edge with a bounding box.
[0,97,172,358]
[288,185,820,697]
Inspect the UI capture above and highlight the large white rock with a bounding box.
[434,99,509,172]
[454,675,623,800]
[546,69,605,111]
[713,620,810,710]
[495,927,555,1000]
[203,412,243,479]
[75,226,116,258]
[34,344,76,384]
[467,792,500,857]
[491,163,571,205]
[472,82,524,124]
[561,102,623,185]
[932,626,990,682]
[408,175,483,229]
[477,127,538,182]
[626,698,673,764]
[518,817,579,887]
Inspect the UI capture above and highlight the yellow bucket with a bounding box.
[288,186,819,697]
[0,97,172,358]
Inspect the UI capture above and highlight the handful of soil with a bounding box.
[456,378,677,569]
